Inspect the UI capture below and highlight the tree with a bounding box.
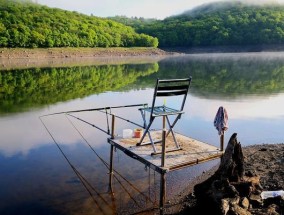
[0,0,158,48]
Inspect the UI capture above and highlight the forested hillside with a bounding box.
[3,0,284,49]
[0,0,158,48]
[111,1,284,47]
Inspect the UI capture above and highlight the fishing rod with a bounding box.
[39,104,154,213]
[65,114,154,203]
[39,117,112,215]
[40,103,148,117]
[66,113,109,135]
[66,112,144,136]
[98,110,144,128]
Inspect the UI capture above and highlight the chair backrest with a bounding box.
[150,77,192,115]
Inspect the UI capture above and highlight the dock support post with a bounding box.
[109,115,115,191]
[159,172,166,215]
[159,115,166,214]
[161,116,166,167]
[109,144,114,192]
[111,114,115,139]
[220,134,224,151]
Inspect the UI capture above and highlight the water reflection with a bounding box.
[1,87,283,158]
[133,53,284,99]
[0,63,159,114]
[1,53,284,215]
[2,52,284,115]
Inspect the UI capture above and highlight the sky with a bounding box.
[35,0,276,19]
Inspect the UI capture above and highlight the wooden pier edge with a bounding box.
[108,137,168,174]
[107,131,224,215]
[168,153,223,171]
[107,137,223,174]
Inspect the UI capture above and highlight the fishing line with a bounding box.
[105,108,110,134]
[40,103,147,117]
[65,114,154,204]
[66,113,109,135]
[40,103,156,212]
[65,114,109,169]
[129,206,159,215]
[39,117,112,215]
[112,173,142,209]
[97,109,144,128]
[109,113,144,128]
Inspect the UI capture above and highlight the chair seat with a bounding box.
[137,77,191,154]
[140,105,184,117]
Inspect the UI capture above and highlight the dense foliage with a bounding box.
[111,2,284,47]
[2,55,284,113]
[0,0,158,48]
[133,56,284,98]
[0,63,158,113]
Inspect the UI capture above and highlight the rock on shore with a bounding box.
[176,136,284,215]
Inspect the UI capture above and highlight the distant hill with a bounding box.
[177,1,279,18]
[4,0,284,49]
[0,0,158,48]
[111,1,284,48]
[179,1,243,18]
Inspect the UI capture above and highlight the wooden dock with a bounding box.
[108,130,223,174]
[42,103,224,214]
[105,112,225,214]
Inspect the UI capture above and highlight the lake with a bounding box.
[1,52,284,215]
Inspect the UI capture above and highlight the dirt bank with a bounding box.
[0,47,179,70]
[174,143,284,215]
[0,47,176,59]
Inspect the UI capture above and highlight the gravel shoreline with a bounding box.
[0,47,178,70]
[0,47,176,59]
[173,143,284,215]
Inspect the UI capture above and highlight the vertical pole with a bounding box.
[160,115,167,214]
[220,134,224,151]
[160,116,166,214]
[161,115,166,167]
[159,172,166,215]
[109,145,114,192]
[111,114,115,139]
[109,115,115,191]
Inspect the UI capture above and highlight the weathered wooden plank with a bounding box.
[108,130,223,173]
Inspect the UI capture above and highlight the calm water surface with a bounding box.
[1,53,284,214]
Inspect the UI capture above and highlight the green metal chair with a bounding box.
[137,77,192,154]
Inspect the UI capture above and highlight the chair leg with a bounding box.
[147,129,157,153]
[166,114,181,137]
[136,118,157,153]
[137,109,149,145]
[139,109,147,129]
[137,118,153,145]
[166,115,181,149]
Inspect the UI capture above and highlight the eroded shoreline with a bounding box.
[0,47,178,70]
[0,47,177,59]
[173,143,284,215]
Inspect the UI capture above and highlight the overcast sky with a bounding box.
[36,0,281,19]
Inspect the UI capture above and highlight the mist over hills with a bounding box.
[179,0,279,18]
[111,1,284,48]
